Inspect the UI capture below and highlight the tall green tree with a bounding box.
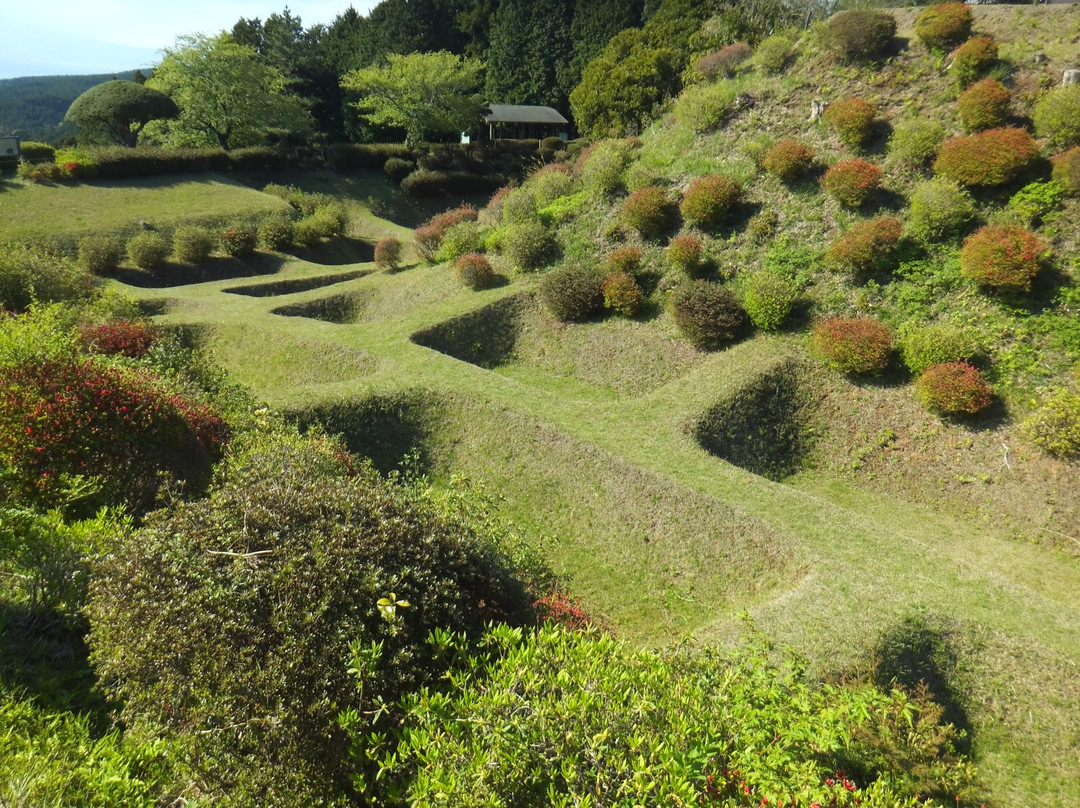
[64,80,178,146]
[569,0,643,85]
[144,33,313,150]
[342,50,483,145]
[485,0,576,112]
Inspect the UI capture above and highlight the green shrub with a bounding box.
[400,169,504,198]
[172,225,215,263]
[1051,147,1080,194]
[604,246,643,276]
[88,428,535,807]
[622,185,672,238]
[374,236,403,271]
[1007,180,1066,226]
[601,271,644,316]
[951,35,997,88]
[888,118,947,166]
[1021,389,1080,459]
[500,188,538,225]
[258,215,295,251]
[502,220,555,271]
[539,263,604,322]
[125,231,170,269]
[0,245,91,310]
[526,163,574,206]
[914,362,992,415]
[898,321,983,376]
[291,216,322,247]
[959,224,1047,291]
[742,272,799,331]
[1033,85,1080,149]
[666,234,703,276]
[436,221,481,263]
[77,234,124,274]
[825,216,902,276]
[219,223,257,257]
[811,316,892,375]
[383,156,414,182]
[745,209,779,245]
[54,147,98,180]
[17,162,65,183]
[679,174,742,231]
[821,159,883,207]
[907,178,976,243]
[696,42,752,80]
[957,78,1010,131]
[578,139,633,197]
[325,142,413,171]
[673,81,738,133]
[17,140,55,162]
[455,252,498,290]
[762,139,815,183]
[821,10,897,62]
[670,281,746,350]
[934,127,1037,187]
[305,202,349,238]
[822,98,877,150]
[914,3,973,51]
[754,34,792,74]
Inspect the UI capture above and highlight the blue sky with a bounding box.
[0,2,379,79]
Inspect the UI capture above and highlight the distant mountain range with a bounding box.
[0,71,138,142]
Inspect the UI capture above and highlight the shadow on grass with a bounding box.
[224,269,370,298]
[271,291,366,324]
[411,293,528,369]
[289,390,444,476]
[283,236,375,266]
[111,252,285,288]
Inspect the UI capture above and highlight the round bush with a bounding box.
[907,178,976,243]
[604,246,643,277]
[502,220,555,271]
[810,316,892,375]
[1021,389,1080,459]
[77,234,124,274]
[1033,85,1080,149]
[821,10,896,62]
[959,224,1047,291]
[308,202,349,238]
[374,236,403,271]
[821,159,883,207]
[436,221,480,263]
[172,225,215,263]
[898,321,982,376]
[1051,147,1080,194]
[666,234,702,276]
[455,252,498,290]
[527,164,574,207]
[951,35,997,88]
[0,245,91,311]
[825,216,902,276]
[914,362,992,415]
[742,272,799,331]
[679,175,742,231]
[428,206,479,236]
[934,127,1037,187]
[414,224,441,262]
[578,139,633,197]
[669,281,746,350]
[762,140,815,183]
[621,185,672,239]
[914,3,973,51]
[888,119,946,166]
[291,216,322,247]
[601,271,644,317]
[220,223,257,257]
[126,231,170,269]
[384,156,414,182]
[539,263,604,322]
[822,98,876,150]
[258,215,295,251]
[957,78,1010,132]
[697,42,752,81]
[754,34,792,74]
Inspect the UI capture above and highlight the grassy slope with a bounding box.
[13,6,1074,805]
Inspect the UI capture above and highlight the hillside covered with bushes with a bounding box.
[1,3,1080,807]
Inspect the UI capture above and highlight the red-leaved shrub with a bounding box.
[621,185,672,238]
[697,42,753,80]
[914,362,992,414]
[822,98,877,149]
[601,271,644,316]
[79,320,160,358]
[413,225,442,262]
[825,217,902,276]
[454,252,498,290]
[935,127,1037,187]
[604,246,643,276]
[821,159,883,207]
[667,234,703,276]
[762,140,815,182]
[951,35,997,88]
[679,174,742,231]
[914,3,973,51]
[532,588,592,630]
[374,236,403,271]
[811,316,892,374]
[959,224,1047,291]
[957,78,1010,132]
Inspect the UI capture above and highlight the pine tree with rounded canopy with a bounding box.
[64,80,178,147]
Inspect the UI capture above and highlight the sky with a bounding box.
[0,1,379,79]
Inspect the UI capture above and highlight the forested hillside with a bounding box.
[0,71,138,141]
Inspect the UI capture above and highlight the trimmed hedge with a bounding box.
[934,127,1037,187]
[888,119,946,166]
[810,316,892,375]
[172,225,215,263]
[604,246,643,277]
[621,186,672,239]
[77,235,124,274]
[126,232,170,269]
[374,237,404,271]
[601,272,644,316]
[1033,85,1080,149]
[669,281,746,350]
[907,178,975,243]
[325,142,413,171]
[742,272,799,331]
[667,235,703,276]
[899,321,983,376]
[1051,147,1080,194]
[455,252,498,290]
[1021,389,1080,459]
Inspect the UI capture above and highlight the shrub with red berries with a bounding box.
[934,127,1036,187]
[811,316,892,374]
[821,159,883,207]
[915,361,992,414]
[959,224,1047,291]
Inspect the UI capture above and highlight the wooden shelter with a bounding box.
[481,105,569,141]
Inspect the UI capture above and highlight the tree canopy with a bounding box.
[64,80,178,147]
[144,33,312,150]
[342,50,483,145]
